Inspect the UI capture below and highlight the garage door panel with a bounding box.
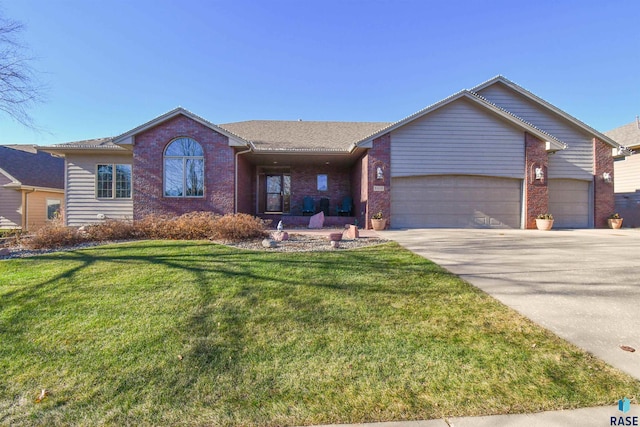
[548,179,589,228]
[391,175,522,228]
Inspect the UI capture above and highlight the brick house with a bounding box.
[41,76,626,229]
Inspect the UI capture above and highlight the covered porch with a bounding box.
[236,149,367,228]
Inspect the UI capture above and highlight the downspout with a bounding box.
[234,147,252,213]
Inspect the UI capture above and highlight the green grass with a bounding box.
[1,241,638,426]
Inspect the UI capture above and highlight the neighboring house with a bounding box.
[606,119,640,227]
[41,76,626,230]
[0,145,64,230]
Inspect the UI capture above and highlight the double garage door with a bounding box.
[391,176,590,229]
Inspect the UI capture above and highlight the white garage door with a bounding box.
[391,175,522,228]
[548,179,590,228]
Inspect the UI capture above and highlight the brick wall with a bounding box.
[236,152,253,214]
[524,133,549,229]
[593,137,615,228]
[366,134,391,229]
[289,165,351,215]
[132,114,235,219]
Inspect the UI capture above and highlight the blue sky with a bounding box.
[1,0,639,145]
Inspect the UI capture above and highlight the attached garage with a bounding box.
[548,179,591,228]
[391,175,522,228]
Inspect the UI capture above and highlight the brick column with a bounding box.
[593,137,615,228]
[524,133,549,229]
[366,133,391,229]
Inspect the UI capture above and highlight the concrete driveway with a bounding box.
[382,228,640,380]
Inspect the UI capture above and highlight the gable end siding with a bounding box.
[477,84,594,180]
[390,98,525,179]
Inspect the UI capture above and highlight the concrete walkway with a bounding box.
[310,404,638,427]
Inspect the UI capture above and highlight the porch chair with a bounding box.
[302,196,315,215]
[337,196,353,216]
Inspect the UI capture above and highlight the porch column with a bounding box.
[366,133,391,229]
[593,137,615,228]
[524,133,549,229]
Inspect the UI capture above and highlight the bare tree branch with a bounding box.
[0,13,45,129]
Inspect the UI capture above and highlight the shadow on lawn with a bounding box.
[1,240,468,417]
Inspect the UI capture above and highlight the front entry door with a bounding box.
[265,174,291,213]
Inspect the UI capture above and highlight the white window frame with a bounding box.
[163,137,205,198]
[46,198,61,220]
[95,163,132,199]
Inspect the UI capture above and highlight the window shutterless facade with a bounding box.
[96,164,132,199]
[164,137,204,197]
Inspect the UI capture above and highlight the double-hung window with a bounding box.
[164,137,204,197]
[96,164,132,199]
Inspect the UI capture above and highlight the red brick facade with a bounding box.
[524,133,549,229]
[132,115,236,219]
[365,134,391,229]
[593,137,615,228]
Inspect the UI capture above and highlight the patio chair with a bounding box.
[336,196,352,216]
[302,196,315,215]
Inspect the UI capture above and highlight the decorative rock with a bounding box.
[330,240,340,249]
[272,231,289,242]
[345,225,359,239]
[262,238,277,248]
[329,232,343,242]
[308,211,324,229]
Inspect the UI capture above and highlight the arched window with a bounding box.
[164,137,204,197]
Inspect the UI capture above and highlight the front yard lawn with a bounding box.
[1,241,638,426]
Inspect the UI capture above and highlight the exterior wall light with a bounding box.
[376,166,384,180]
[535,167,544,180]
[603,172,612,183]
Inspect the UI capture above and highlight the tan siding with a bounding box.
[0,173,21,228]
[24,190,63,231]
[65,153,133,226]
[477,84,594,180]
[390,98,525,179]
[614,154,640,193]
[614,154,640,227]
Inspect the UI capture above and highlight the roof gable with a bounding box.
[0,145,64,189]
[112,107,250,147]
[472,76,621,148]
[356,90,567,151]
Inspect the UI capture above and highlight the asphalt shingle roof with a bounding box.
[219,120,391,151]
[0,145,64,189]
[605,120,640,149]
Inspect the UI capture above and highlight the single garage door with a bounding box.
[548,179,590,228]
[391,175,522,228]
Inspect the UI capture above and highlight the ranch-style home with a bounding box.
[0,145,64,230]
[606,119,640,227]
[40,76,627,230]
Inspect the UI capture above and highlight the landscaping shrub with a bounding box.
[210,213,270,241]
[23,220,85,249]
[17,212,270,250]
[136,212,219,240]
[84,219,141,241]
